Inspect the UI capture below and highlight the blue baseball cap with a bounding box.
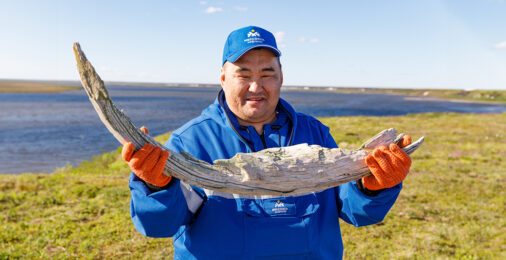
[222,26,281,66]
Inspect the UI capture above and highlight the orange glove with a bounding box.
[122,126,171,187]
[362,135,412,191]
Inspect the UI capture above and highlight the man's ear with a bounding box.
[220,63,226,87]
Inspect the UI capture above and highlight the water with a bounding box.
[0,85,504,174]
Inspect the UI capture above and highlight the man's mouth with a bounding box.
[246,97,266,105]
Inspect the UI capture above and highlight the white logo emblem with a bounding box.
[248,31,260,37]
[244,29,264,44]
[274,201,285,208]
[272,200,288,214]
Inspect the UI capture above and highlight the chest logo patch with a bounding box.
[271,199,289,215]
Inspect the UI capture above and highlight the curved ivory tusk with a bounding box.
[73,42,424,196]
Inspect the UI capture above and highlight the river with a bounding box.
[0,85,504,174]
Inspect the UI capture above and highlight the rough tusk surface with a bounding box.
[73,42,425,196]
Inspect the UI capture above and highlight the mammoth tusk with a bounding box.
[73,42,424,196]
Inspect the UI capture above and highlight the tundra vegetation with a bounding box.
[0,112,504,259]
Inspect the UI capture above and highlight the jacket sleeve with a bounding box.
[129,133,205,237]
[323,128,402,227]
[336,181,401,227]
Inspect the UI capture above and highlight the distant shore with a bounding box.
[283,86,506,104]
[0,80,81,93]
[1,79,504,104]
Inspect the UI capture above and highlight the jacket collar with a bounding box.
[216,90,296,151]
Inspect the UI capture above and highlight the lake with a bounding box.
[0,85,504,174]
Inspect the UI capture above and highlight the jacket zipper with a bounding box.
[260,133,267,149]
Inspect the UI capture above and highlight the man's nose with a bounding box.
[248,77,263,93]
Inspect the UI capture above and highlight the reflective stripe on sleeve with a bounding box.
[179,181,204,214]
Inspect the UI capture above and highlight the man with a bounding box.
[123,26,412,259]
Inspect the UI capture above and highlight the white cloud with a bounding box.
[234,6,248,12]
[274,31,286,43]
[274,32,287,48]
[493,41,506,49]
[204,7,223,14]
[200,1,207,5]
[309,38,320,43]
[298,37,306,42]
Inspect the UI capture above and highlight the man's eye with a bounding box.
[262,75,274,78]
[238,75,250,79]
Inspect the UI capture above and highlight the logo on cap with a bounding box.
[245,29,264,44]
[247,29,260,38]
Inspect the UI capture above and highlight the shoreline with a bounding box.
[281,86,506,105]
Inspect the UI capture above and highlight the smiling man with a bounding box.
[124,26,413,259]
[220,47,282,134]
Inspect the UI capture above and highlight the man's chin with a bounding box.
[239,111,276,124]
[242,106,264,116]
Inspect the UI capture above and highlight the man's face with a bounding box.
[220,48,283,126]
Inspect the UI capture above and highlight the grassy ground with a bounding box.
[0,113,504,259]
[0,81,81,93]
[322,113,505,259]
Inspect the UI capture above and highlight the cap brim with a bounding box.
[226,45,281,64]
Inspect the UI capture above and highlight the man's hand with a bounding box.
[362,135,412,191]
[122,126,172,187]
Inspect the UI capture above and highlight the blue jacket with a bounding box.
[129,91,402,259]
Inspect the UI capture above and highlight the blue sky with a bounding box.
[0,0,505,89]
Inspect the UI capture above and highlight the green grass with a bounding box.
[1,113,505,259]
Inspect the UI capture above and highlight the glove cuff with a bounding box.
[138,172,172,188]
[140,176,174,192]
[357,179,384,196]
